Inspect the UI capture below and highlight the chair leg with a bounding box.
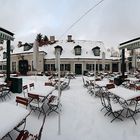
[127,109,137,125]
[38,106,45,119]
[111,110,124,123]
[47,105,59,115]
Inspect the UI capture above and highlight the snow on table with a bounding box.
[29,84,55,97]
[109,86,140,101]
[126,77,139,83]
[95,79,110,87]
[0,102,29,139]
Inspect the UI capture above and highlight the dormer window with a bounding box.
[92,46,100,56]
[74,45,82,55]
[23,43,32,51]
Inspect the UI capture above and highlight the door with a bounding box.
[75,64,82,75]
[112,63,119,72]
[19,60,28,75]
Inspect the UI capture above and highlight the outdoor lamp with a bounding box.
[54,45,63,135]
[102,52,105,71]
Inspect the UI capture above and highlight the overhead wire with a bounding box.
[59,0,106,39]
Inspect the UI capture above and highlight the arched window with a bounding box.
[92,46,100,56]
[74,45,82,55]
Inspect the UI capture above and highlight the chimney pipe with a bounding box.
[50,36,55,42]
[67,35,72,42]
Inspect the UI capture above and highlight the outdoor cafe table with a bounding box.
[108,86,140,101]
[0,102,29,139]
[95,80,110,87]
[29,85,55,97]
[126,77,139,83]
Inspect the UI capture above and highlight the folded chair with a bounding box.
[100,91,111,114]
[1,81,12,99]
[29,83,35,90]
[100,92,124,123]
[88,83,101,96]
[22,85,28,97]
[47,95,60,115]
[82,77,89,88]
[108,98,124,123]
[60,78,70,91]
[125,96,140,124]
[0,85,6,101]
[28,93,45,118]
[106,83,120,102]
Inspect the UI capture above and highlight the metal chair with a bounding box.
[125,96,140,124]
[47,95,60,115]
[22,85,28,97]
[29,83,34,90]
[28,93,45,118]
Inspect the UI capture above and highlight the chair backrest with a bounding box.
[23,85,28,91]
[16,130,38,140]
[22,85,28,97]
[136,86,140,90]
[28,93,39,100]
[129,83,136,90]
[16,130,29,140]
[44,82,52,86]
[16,96,28,107]
[106,84,115,90]
[135,96,140,102]
[29,83,34,90]
[48,95,56,103]
[6,80,12,87]
[95,78,101,81]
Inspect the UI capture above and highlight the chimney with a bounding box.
[50,36,55,42]
[67,35,72,42]
[17,41,22,47]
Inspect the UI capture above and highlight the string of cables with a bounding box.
[59,0,105,39]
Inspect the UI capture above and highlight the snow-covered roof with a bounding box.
[0,39,119,61]
[40,40,108,59]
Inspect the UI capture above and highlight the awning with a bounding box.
[119,37,140,50]
[0,27,14,41]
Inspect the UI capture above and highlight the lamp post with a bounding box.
[94,60,96,81]
[54,45,63,135]
[102,52,105,72]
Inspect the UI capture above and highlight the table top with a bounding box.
[0,103,29,139]
[29,85,55,97]
[109,86,140,101]
[126,77,139,82]
[95,80,110,87]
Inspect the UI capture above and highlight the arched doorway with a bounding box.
[19,60,28,75]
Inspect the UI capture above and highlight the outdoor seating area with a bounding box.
[83,72,140,124]
[1,74,140,139]
[0,75,72,140]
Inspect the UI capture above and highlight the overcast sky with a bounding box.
[0,0,140,48]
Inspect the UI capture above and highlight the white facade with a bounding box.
[0,37,120,75]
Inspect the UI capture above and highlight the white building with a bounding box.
[0,35,120,75]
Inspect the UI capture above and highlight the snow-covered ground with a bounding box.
[1,76,140,140]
